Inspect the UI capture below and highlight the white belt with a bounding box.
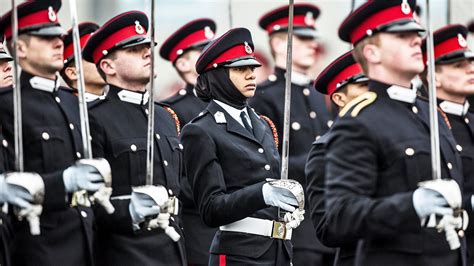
[219,217,292,240]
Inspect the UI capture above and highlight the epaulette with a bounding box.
[259,115,279,148]
[163,106,181,136]
[339,91,377,117]
[188,110,208,124]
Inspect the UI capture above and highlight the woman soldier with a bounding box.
[181,27,304,265]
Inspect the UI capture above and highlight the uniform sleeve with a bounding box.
[304,143,327,233]
[321,117,421,246]
[181,123,268,227]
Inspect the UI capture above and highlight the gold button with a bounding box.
[456,145,463,152]
[178,144,183,150]
[2,139,7,148]
[309,111,317,119]
[264,164,271,171]
[412,106,418,114]
[315,135,321,141]
[130,144,137,152]
[42,132,50,140]
[447,162,453,170]
[80,211,87,218]
[145,109,149,115]
[178,89,187,96]
[168,189,173,195]
[258,148,264,153]
[405,148,415,156]
[303,88,311,96]
[268,74,277,82]
[76,152,81,158]
[164,160,168,166]
[69,123,74,130]
[55,97,61,103]
[465,117,470,124]
[155,134,161,140]
[291,122,301,131]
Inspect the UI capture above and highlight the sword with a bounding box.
[228,0,233,29]
[145,0,156,186]
[68,0,114,214]
[280,0,294,182]
[141,0,179,241]
[11,0,23,172]
[420,0,466,250]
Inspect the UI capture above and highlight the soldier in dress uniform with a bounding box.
[420,24,474,264]
[321,0,467,265]
[249,4,332,265]
[0,37,37,266]
[82,10,186,265]
[0,1,109,265]
[305,50,369,266]
[467,21,474,112]
[159,18,217,266]
[181,27,304,266]
[60,22,107,103]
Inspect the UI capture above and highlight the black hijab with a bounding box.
[195,67,248,109]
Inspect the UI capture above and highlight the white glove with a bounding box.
[63,162,105,193]
[284,209,305,229]
[129,192,161,226]
[148,213,181,242]
[262,183,298,212]
[412,187,453,218]
[0,174,33,209]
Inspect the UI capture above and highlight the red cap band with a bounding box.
[205,44,254,71]
[63,33,93,62]
[4,10,58,39]
[169,29,209,62]
[434,37,467,60]
[350,6,413,44]
[265,14,314,34]
[92,25,147,64]
[327,63,363,95]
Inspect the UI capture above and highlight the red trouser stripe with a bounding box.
[219,254,226,266]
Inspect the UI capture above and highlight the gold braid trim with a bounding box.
[339,91,377,117]
[437,107,452,130]
[164,106,181,136]
[260,115,279,148]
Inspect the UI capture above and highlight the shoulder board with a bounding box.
[339,91,377,118]
[259,115,279,148]
[162,106,181,136]
[188,110,208,124]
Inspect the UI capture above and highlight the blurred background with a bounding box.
[1,0,473,100]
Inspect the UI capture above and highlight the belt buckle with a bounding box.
[271,221,286,239]
[162,196,179,215]
[70,190,91,208]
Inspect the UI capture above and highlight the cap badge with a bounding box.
[176,49,183,56]
[401,0,411,15]
[204,26,214,39]
[48,6,57,22]
[273,25,281,31]
[135,21,144,34]
[244,41,253,54]
[304,12,315,26]
[458,33,467,48]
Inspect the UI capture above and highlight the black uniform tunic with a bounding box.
[181,100,292,265]
[0,71,94,266]
[163,83,215,265]
[321,80,465,266]
[88,85,186,266]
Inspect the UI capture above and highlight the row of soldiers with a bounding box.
[0,0,473,265]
